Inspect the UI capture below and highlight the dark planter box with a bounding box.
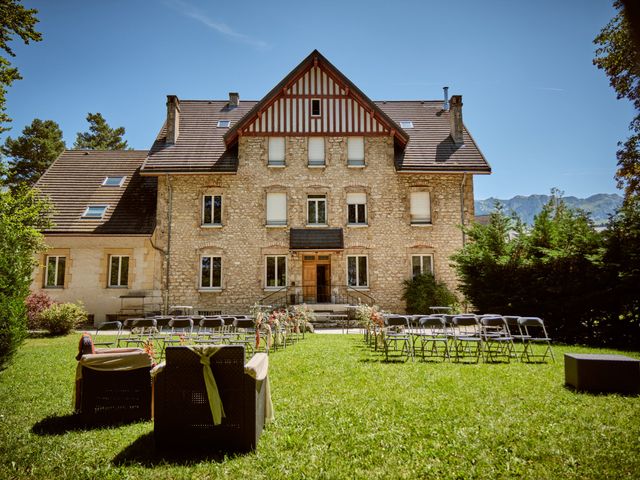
[565,353,640,395]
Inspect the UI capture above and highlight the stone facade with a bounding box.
[154,135,475,313]
[32,236,162,322]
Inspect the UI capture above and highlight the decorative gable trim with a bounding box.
[224,50,408,147]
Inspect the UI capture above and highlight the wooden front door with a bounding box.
[302,254,331,303]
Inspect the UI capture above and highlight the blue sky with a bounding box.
[2,0,633,199]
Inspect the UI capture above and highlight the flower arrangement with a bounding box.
[291,304,315,333]
[142,339,157,365]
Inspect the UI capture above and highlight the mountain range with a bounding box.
[474,193,623,226]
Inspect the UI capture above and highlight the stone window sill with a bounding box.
[199,288,223,293]
[266,224,288,228]
[347,223,368,228]
[267,164,286,168]
[411,223,433,228]
[305,224,328,228]
[201,224,223,229]
[307,164,326,169]
[348,286,370,291]
[347,164,366,168]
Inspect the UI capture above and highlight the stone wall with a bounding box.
[154,135,475,313]
[31,235,162,323]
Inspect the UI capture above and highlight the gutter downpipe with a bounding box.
[460,172,467,246]
[164,175,173,314]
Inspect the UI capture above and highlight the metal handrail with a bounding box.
[259,284,376,307]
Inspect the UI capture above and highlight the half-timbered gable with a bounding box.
[225,50,408,146]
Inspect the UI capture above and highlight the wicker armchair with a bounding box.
[75,347,153,423]
[153,345,270,452]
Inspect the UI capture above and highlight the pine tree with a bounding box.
[0,0,42,133]
[1,118,65,187]
[73,112,130,150]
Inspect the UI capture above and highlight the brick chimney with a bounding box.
[449,95,464,145]
[166,95,180,144]
[229,92,240,108]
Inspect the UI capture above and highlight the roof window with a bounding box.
[399,121,414,129]
[102,176,125,187]
[217,120,231,128]
[82,205,108,219]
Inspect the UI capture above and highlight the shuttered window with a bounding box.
[266,192,287,226]
[410,192,431,224]
[308,137,325,166]
[268,137,285,165]
[347,137,365,166]
[347,193,367,224]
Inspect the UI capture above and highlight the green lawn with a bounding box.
[0,334,639,479]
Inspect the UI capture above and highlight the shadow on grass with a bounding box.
[32,413,148,435]
[563,385,639,397]
[112,432,233,466]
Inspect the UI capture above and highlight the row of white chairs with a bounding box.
[370,314,554,363]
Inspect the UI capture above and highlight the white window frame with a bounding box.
[102,176,125,187]
[82,205,108,219]
[308,137,325,166]
[411,254,434,278]
[268,137,286,166]
[202,194,223,226]
[45,255,66,288]
[217,120,230,128]
[347,137,365,167]
[265,255,287,289]
[410,192,432,225]
[347,193,367,225]
[347,255,369,289]
[307,195,327,225]
[200,255,222,290]
[266,192,287,226]
[399,120,414,129]
[108,255,129,288]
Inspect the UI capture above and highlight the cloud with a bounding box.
[164,0,270,50]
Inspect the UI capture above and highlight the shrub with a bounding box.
[0,297,29,370]
[39,302,88,336]
[0,187,51,370]
[25,291,56,330]
[402,273,458,314]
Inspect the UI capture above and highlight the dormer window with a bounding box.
[217,120,230,128]
[102,176,125,187]
[400,121,414,129]
[311,99,321,117]
[82,205,108,219]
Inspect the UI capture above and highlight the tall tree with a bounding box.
[0,0,42,133]
[74,112,129,150]
[594,1,640,203]
[1,118,65,187]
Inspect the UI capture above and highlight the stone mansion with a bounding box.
[32,50,491,322]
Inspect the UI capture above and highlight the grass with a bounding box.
[0,334,639,479]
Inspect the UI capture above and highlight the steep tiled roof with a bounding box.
[36,150,156,234]
[140,99,490,175]
[142,100,256,174]
[376,101,490,173]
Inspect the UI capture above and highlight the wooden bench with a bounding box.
[564,353,640,394]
